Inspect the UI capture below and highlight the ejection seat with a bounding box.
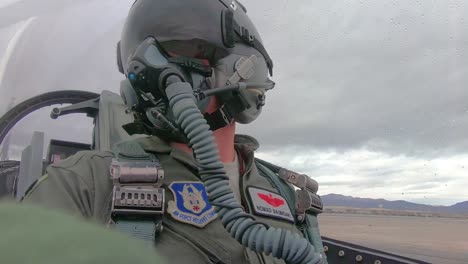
[0,89,141,199]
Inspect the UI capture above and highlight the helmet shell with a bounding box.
[119,0,266,74]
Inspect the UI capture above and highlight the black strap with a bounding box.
[204,90,250,130]
[204,105,234,131]
[123,106,233,136]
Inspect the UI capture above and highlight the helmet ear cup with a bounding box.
[116,41,124,74]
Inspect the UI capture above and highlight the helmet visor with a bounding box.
[159,39,229,65]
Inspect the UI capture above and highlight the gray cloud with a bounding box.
[239,0,468,156]
[2,0,467,156]
[256,147,468,205]
[404,182,442,191]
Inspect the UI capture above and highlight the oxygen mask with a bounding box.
[120,37,275,141]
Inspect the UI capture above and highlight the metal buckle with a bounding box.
[111,185,164,216]
[110,158,165,216]
[110,159,164,187]
[278,168,318,194]
[296,190,323,222]
[239,26,254,43]
[219,105,232,124]
[273,166,322,222]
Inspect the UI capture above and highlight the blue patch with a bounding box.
[168,181,217,228]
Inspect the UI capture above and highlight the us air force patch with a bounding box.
[168,181,217,228]
[248,187,295,223]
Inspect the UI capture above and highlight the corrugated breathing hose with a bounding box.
[164,76,323,264]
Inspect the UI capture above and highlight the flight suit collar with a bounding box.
[234,134,259,175]
[135,134,259,173]
[135,136,172,153]
[234,134,259,153]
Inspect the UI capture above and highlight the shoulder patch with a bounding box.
[167,181,217,228]
[247,187,295,223]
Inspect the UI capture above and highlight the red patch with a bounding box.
[257,193,285,208]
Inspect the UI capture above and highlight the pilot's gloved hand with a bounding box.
[0,200,166,264]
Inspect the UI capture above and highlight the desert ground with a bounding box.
[318,214,468,264]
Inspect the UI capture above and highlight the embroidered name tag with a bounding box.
[248,187,295,223]
[168,181,217,228]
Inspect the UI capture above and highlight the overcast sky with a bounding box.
[0,0,467,205]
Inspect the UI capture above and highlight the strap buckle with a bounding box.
[296,190,323,222]
[111,185,165,216]
[239,26,255,43]
[219,105,232,124]
[203,105,234,131]
[277,168,318,194]
[110,158,165,217]
[110,159,164,187]
[276,168,323,222]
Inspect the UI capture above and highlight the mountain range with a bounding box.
[321,193,468,215]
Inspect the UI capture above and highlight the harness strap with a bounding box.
[113,219,161,242]
[110,140,165,243]
[113,140,153,161]
[255,160,296,212]
[305,214,326,256]
[254,158,328,264]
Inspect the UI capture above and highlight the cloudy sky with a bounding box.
[0,0,467,205]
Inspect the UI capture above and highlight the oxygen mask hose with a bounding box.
[164,75,322,264]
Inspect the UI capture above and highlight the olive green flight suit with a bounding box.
[24,135,304,264]
[0,201,166,264]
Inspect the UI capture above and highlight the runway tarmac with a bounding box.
[318,213,468,264]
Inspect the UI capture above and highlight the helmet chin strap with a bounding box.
[204,104,237,131]
[202,81,272,130]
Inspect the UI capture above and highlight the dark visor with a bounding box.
[159,39,230,65]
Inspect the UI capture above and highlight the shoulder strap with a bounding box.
[255,158,328,263]
[110,139,164,244]
[255,158,296,215]
[112,140,154,161]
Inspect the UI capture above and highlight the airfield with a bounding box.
[319,213,468,264]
